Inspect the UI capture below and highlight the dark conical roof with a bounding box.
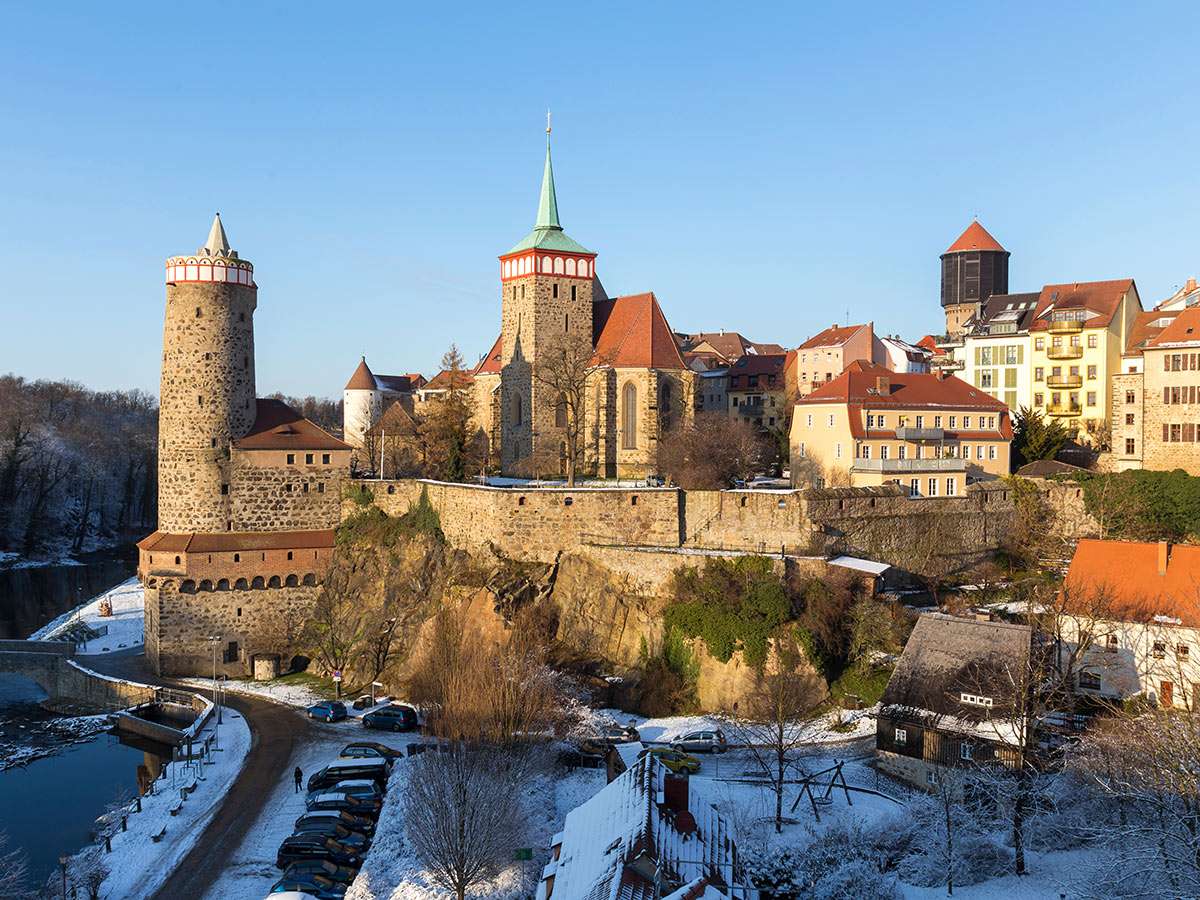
[345,357,376,391]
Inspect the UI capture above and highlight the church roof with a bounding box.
[473,334,503,376]
[233,399,351,451]
[506,134,593,256]
[205,213,231,254]
[593,293,689,370]
[944,221,1006,255]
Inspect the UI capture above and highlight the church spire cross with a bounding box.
[546,108,552,133]
[535,118,561,231]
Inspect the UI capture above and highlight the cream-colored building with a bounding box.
[1028,279,1141,444]
[790,361,1012,495]
[957,293,1038,412]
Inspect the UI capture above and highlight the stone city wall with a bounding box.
[230,449,347,531]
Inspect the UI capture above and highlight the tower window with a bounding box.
[205,353,211,360]
[553,284,558,298]
[174,556,180,565]
[285,483,293,492]
[572,285,577,301]
[211,438,216,448]
[521,285,526,299]
[318,483,325,493]
[233,554,240,562]
[198,395,203,406]
[305,453,314,464]
[565,313,568,332]
[221,484,229,495]
[287,552,293,560]
[303,482,310,493]
[322,454,330,464]
[196,307,202,317]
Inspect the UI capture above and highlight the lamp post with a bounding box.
[206,635,222,750]
[371,681,383,706]
[58,854,68,899]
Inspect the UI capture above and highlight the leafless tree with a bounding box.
[531,330,600,486]
[656,412,771,489]
[727,627,822,833]
[406,742,524,900]
[0,829,28,899]
[69,848,108,900]
[304,583,365,688]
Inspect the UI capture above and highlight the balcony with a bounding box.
[736,404,765,417]
[1048,319,1084,334]
[892,426,946,442]
[1047,345,1083,360]
[931,357,965,371]
[1046,374,1083,389]
[852,458,966,473]
[1047,403,1082,417]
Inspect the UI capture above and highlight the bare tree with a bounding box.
[531,330,599,486]
[0,829,28,899]
[656,412,771,489]
[304,583,365,691]
[727,627,822,833]
[406,742,524,900]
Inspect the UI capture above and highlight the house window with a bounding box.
[988,445,997,460]
[828,414,835,428]
[867,415,875,428]
[880,445,889,460]
[1126,414,1135,425]
[1126,390,1136,404]
[1105,634,1119,652]
[916,415,924,428]
[897,444,905,459]
[934,416,942,428]
[806,414,813,428]
[305,453,314,464]
[286,453,295,465]
[1087,392,1097,407]
[798,442,806,458]
[1034,393,1044,407]
[1088,334,1098,348]
[960,744,974,761]
[1079,671,1101,690]
[949,416,956,428]
[962,445,970,460]
[1177,644,1190,660]
[835,442,842,459]
[1087,365,1097,379]
[927,771,938,785]
[909,478,919,497]
[877,415,886,428]
[1035,337,1045,350]
[962,416,970,428]
[960,693,994,707]
[946,477,956,496]
[894,727,907,745]
[861,445,870,459]
[1126,438,1136,454]
[1153,641,1167,659]
[928,477,937,497]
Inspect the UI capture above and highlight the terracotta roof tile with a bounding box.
[1029,279,1137,332]
[1146,306,1200,349]
[472,334,503,376]
[345,358,376,390]
[422,369,475,392]
[233,400,351,451]
[728,353,786,377]
[674,331,753,361]
[592,293,688,369]
[345,358,413,393]
[944,221,1006,254]
[139,530,335,553]
[798,323,867,350]
[1065,539,1200,627]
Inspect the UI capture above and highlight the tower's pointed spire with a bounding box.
[204,213,231,255]
[535,115,561,231]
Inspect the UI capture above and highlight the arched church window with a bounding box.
[566,258,576,277]
[622,383,638,449]
[660,381,673,431]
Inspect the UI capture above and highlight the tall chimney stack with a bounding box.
[1158,541,1170,575]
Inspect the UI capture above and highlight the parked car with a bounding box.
[291,820,371,852]
[306,758,390,793]
[340,741,405,761]
[275,834,360,869]
[270,873,347,899]
[645,474,666,487]
[362,705,418,731]
[306,779,384,806]
[672,729,727,754]
[279,859,359,886]
[351,695,374,711]
[646,747,700,775]
[304,792,382,817]
[599,724,640,745]
[294,811,375,837]
[306,701,348,723]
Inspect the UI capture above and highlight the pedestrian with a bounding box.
[294,766,303,793]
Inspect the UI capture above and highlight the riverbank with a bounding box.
[31,577,144,653]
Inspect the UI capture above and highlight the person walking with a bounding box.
[294,767,303,793]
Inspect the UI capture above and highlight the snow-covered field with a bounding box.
[588,705,876,745]
[31,577,145,654]
[79,708,251,900]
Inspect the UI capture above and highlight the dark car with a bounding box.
[280,859,360,885]
[362,705,418,732]
[306,780,384,808]
[306,758,390,792]
[600,724,640,745]
[340,741,405,761]
[295,810,375,837]
[672,729,728,754]
[270,873,347,899]
[275,834,360,869]
[305,792,382,817]
[291,820,371,852]
[306,701,348,722]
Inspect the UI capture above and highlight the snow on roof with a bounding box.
[615,741,645,771]
[539,755,743,900]
[828,555,890,576]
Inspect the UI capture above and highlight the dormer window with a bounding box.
[960,693,993,708]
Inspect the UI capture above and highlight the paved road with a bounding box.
[86,654,314,900]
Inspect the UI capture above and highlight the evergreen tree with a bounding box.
[1012,406,1067,467]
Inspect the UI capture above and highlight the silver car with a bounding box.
[672,729,727,754]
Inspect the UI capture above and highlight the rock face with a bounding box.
[317,528,820,712]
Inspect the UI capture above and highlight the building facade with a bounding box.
[790,322,881,397]
[138,216,351,676]
[726,353,787,429]
[940,221,1010,337]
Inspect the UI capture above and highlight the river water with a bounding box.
[0,554,149,888]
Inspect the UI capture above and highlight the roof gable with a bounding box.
[945,221,1006,254]
[798,323,867,350]
[593,293,688,370]
[233,400,350,451]
[1030,279,1137,331]
[473,334,503,376]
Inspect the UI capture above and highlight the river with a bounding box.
[0,553,151,888]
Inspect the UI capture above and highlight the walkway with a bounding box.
[85,654,315,900]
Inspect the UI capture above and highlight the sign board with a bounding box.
[333,671,342,682]
[514,848,533,861]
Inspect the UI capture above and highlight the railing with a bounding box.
[1048,319,1084,334]
[934,334,965,348]
[852,458,965,472]
[892,426,945,442]
[1047,404,1082,417]
[1046,375,1083,389]
[1047,345,1083,360]
[735,405,765,416]
[931,357,965,370]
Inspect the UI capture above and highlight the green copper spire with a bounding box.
[535,129,561,231]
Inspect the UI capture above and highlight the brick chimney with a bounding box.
[1188,279,1197,293]
[1158,541,1171,575]
[875,376,890,395]
[663,773,689,814]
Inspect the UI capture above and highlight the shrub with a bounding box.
[335,487,444,548]
[752,824,903,900]
[637,626,699,716]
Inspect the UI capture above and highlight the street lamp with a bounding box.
[372,681,382,706]
[58,855,68,899]
[206,635,222,749]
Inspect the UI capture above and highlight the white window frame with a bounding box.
[946,477,956,496]
[928,477,937,497]
[894,727,907,744]
[861,445,871,459]
[798,442,806,458]
[806,414,813,428]
[988,445,997,460]
[828,414,835,428]
[960,744,974,760]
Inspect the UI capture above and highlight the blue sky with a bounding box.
[2,2,1199,397]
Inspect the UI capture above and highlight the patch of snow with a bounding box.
[30,577,144,653]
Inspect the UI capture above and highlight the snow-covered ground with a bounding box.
[78,707,251,900]
[587,705,876,746]
[177,675,407,721]
[0,549,86,570]
[30,577,145,654]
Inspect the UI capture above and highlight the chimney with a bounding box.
[1158,541,1170,575]
[663,773,689,814]
[876,376,890,395]
[1188,279,1197,293]
[937,368,950,381]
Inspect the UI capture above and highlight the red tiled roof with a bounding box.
[917,335,947,356]
[138,530,335,553]
[1123,310,1180,356]
[798,323,867,350]
[1029,279,1136,332]
[345,358,412,393]
[1146,306,1200,349]
[233,400,351,451]
[405,373,427,390]
[728,353,786,378]
[1065,539,1200,627]
[674,331,753,361]
[345,358,375,390]
[422,369,475,392]
[472,334,503,376]
[593,293,688,369]
[945,221,1006,254]
[750,342,786,355]
[367,399,420,436]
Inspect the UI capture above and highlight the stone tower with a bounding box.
[498,126,599,473]
[158,214,257,533]
[941,220,1009,336]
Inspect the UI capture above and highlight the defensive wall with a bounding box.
[0,641,154,710]
[340,478,1100,572]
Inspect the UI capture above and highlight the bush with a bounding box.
[637,626,698,716]
[664,556,790,667]
[752,824,903,900]
[335,487,444,547]
[1052,469,1200,541]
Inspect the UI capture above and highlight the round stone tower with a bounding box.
[158,214,257,533]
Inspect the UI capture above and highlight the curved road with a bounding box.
[87,654,314,900]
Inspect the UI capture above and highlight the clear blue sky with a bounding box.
[3,2,1199,398]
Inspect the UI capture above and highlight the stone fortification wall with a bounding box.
[685,489,815,553]
[230,450,345,531]
[145,580,318,677]
[1034,478,1100,541]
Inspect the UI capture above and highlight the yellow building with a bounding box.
[790,362,1012,495]
[1028,280,1141,444]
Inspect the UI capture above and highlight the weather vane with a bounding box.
[546,108,552,134]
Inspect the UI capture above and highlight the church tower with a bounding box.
[498,123,599,473]
[158,215,257,533]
